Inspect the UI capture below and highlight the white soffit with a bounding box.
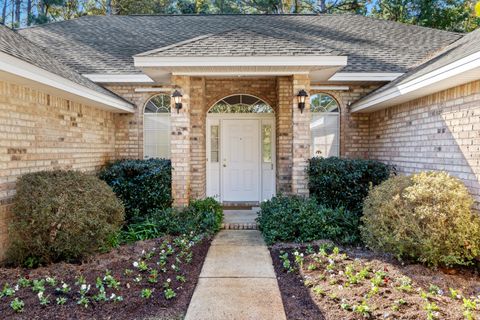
[351,51,480,113]
[328,72,404,81]
[134,56,348,68]
[311,85,350,91]
[83,73,155,83]
[0,52,134,113]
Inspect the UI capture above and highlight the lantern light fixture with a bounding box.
[297,89,308,113]
[172,90,183,113]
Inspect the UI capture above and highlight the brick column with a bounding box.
[190,77,207,199]
[276,77,293,193]
[171,76,191,207]
[291,74,311,196]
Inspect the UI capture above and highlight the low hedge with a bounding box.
[361,171,480,267]
[257,195,360,245]
[121,197,223,243]
[99,159,172,223]
[307,157,394,214]
[7,170,125,267]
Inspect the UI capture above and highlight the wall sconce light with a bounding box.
[172,89,183,113]
[297,89,308,113]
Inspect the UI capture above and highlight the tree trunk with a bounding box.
[26,0,31,25]
[1,0,7,24]
[317,0,326,12]
[14,0,21,26]
[106,0,112,15]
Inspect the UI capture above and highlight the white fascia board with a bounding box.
[311,85,350,91]
[328,72,403,81]
[0,52,134,113]
[83,74,154,83]
[171,71,310,76]
[134,56,348,68]
[351,51,480,112]
[134,87,173,93]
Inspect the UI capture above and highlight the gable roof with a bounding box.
[18,14,461,75]
[352,28,480,112]
[0,25,133,112]
[137,27,340,57]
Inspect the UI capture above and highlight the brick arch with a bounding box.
[204,78,278,113]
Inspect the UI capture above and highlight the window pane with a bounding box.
[311,111,339,158]
[144,113,170,159]
[209,95,274,113]
[262,125,272,163]
[210,125,219,163]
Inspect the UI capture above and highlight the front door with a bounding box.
[221,119,260,202]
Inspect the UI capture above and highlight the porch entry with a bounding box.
[206,94,275,203]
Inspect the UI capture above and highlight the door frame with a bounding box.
[206,113,276,203]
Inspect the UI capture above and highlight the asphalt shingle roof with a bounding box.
[359,28,480,98]
[17,14,462,75]
[0,25,126,100]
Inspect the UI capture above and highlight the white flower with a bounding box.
[171,264,176,269]
[110,293,116,300]
[80,284,90,291]
[14,285,19,291]
[133,261,139,268]
[161,250,166,254]
[141,250,145,255]
[62,283,68,289]
[37,291,43,299]
[167,278,171,283]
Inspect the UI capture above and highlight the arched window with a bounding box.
[144,94,171,159]
[310,93,340,157]
[209,94,274,113]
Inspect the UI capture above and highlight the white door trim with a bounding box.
[206,113,275,202]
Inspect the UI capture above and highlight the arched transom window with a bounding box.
[209,94,274,113]
[310,93,340,157]
[144,94,171,159]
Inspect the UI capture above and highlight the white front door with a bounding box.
[221,119,260,202]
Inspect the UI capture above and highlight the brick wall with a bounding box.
[0,79,118,259]
[368,80,480,208]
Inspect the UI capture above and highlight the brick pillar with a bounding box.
[291,74,311,196]
[190,77,207,199]
[276,77,293,193]
[171,76,191,207]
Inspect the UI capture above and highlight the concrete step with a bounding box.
[221,223,258,230]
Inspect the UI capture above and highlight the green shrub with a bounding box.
[7,170,124,266]
[307,157,393,214]
[120,197,223,243]
[361,171,480,267]
[99,159,171,222]
[257,195,359,245]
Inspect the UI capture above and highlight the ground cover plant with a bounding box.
[307,157,393,214]
[361,171,480,267]
[7,170,125,267]
[99,158,172,223]
[271,243,480,320]
[0,233,211,319]
[257,195,359,245]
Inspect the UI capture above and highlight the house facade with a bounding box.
[0,15,479,258]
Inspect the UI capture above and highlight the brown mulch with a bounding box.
[0,236,212,320]
[270,244,480,320]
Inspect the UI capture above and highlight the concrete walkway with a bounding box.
[185,210,286,320]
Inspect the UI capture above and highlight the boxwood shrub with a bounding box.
[307,157,393,214]
[121,197,223,243]
[7,170,124,267]
[99,158,172,222]
[361,171,480,267]
[256,195,360,245]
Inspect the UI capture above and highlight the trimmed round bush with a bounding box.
[99,159,171,222]
[257,195,360,245]
[307,157,394,214]
[361,171,480,267]
[7,170,125,266]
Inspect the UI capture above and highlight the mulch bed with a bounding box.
[270,242,480,320]
[0,236,212,320]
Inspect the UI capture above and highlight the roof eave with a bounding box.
[351,51,480,113]
[0,52,134,113]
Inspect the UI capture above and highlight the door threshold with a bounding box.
[222,201,260,210]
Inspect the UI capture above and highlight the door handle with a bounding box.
[223,159,227,167]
